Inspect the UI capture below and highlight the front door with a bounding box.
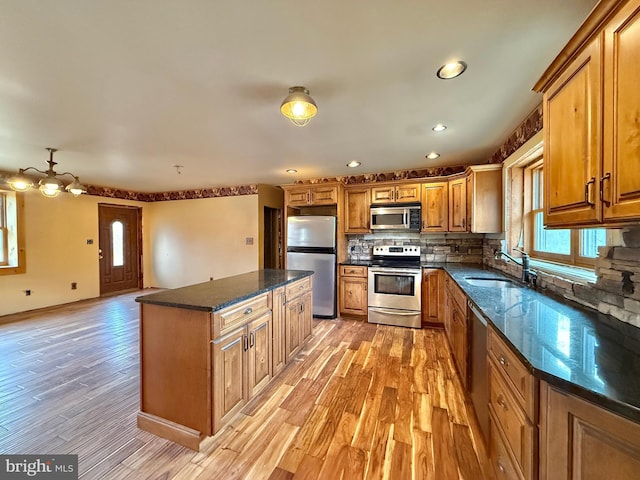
[98,204,141,295]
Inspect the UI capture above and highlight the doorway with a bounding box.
[98,204,142,295]
[264,207,282,269]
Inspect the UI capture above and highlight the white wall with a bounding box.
[0,192,260,317]
[144,195,259,288]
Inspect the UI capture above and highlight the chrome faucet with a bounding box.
[494,248,537,286]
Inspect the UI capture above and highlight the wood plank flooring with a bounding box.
[0,292,494,479]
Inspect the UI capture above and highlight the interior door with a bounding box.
[98,204,141,295]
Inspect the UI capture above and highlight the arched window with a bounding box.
[112,220,124,267]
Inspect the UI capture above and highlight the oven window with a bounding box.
[374,273,415,296]
[372,212,405,226]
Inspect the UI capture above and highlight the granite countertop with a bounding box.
[443,264,640,424]
[135,269,313,312]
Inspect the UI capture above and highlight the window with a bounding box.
[112,220,124,267]
[525,162,606,268]
[0,189,26,275]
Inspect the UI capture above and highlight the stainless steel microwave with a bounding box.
[370,204,421,231]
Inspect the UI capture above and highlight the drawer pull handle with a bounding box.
[497,395,508,410]
[498,355,508,367]
[244,307,253,315]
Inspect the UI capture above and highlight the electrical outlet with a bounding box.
[71,282,77,290]
[86,239,94,245]
[25,289,31,296]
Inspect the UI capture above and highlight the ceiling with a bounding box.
[0,0,598,193]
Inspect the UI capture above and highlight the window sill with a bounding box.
[529,259,596,284]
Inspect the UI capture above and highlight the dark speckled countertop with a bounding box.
[135,269,313,312]
[341,260,640,423]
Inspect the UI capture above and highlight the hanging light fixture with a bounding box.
[7,148,87,197]
[280,86,317,127]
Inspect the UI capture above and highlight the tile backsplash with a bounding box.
[347,233,484,264]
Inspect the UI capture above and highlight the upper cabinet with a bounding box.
[467,165,503,233]
[284,185,339,207]
[371,183,421,204]
[421,182,448,232]
[535,0,640,228]
[448,177,467,232]
[344,187,371,233]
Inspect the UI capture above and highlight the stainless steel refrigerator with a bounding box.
[286,216,337,319]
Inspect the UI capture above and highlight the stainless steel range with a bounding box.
[368,245,422,328]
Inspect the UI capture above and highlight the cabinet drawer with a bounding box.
[489,362,536,479]
[286,277,311,300]
[489,413,524,480]
[488,328,536,418]
[213,293,270,338]
[340,265,367,277]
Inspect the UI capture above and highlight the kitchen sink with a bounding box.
[464,277,516,288]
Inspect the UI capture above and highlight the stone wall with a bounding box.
[347,233,484,264]
[483,228,640,329]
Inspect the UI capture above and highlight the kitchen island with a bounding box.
[135,269,313,450]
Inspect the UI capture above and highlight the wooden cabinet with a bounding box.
[339,265,368,316]
[284,185,338,206]
[371,182,421,204]
[443,273,469,389]
[422,268,443,326]
[488,326,538,480]
[271,286,286,376]
[421,182,448,232]
[344,187,370,233]
[448,177,467,232]
[212,308,272,432]
[540,381,640,480]
[284,277,312,362]
[466,165,503,233]
[535,0,640,227]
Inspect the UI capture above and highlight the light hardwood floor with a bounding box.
[0,292,494,479]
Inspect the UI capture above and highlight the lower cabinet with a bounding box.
[444,272,469,389]
[285,290,312,362]
[540,382,640,480]
[272,286,286,376]
[339,265,368,316]
[421,268,443,327]
[212,309,272,432]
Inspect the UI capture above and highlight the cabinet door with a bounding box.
[247,311,272,398]
[603,0,640,223]
[422,269,443,326]
[448,177,467,232]
[300,291,313,343]
[543,36,602,227]
[371,185,396,204]
[286,188,311,206]
[396,183,421,202]
[285,300,302,362]
[340,276,368,316]
[310,186,338,205]
[540,382,640,480]
[451,300,469,390]
[272,287,286,376]
[344,188,370,233]
[212,327,247,432]
[421,182,448,232]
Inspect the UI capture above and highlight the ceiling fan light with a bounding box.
[7,171,34,192]
[280,86,317,127]
[39,176,64,197]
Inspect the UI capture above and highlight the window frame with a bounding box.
[524,161,602,268]
[0,189,26,275]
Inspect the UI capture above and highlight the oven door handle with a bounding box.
[369,268,421,275]
[368,307,420,316]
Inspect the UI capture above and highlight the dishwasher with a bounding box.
[469,301,488,440]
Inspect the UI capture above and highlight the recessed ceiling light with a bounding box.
[346,161,361,168]
[436,61,467,79]
[426,152,440,160]
[432,123,447,132]
[286,169,298,174]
